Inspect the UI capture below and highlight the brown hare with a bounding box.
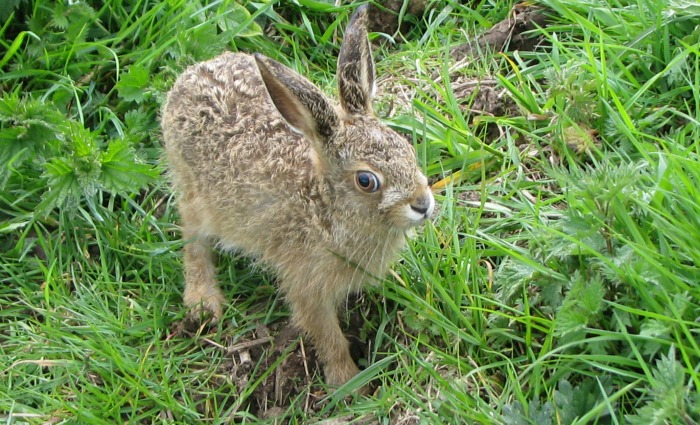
[161,5,434,389]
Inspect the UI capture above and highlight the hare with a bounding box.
[161,5,434,389]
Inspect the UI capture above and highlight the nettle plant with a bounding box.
[494,158,700,423]
[1,0,266,226]
[0,92,157,216]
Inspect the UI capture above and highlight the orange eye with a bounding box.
[355,171,380,193]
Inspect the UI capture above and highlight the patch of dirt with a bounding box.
[366,0,429,36]
[228,322,321,416]
[375,2,552,135]
[173,319,318,420]
[450,3,551,62]
[171,294,379,422]
[451,76,518,119]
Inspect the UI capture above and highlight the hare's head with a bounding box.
[254,5,433,232]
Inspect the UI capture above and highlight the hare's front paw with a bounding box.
[324,360,361,390]
[183,284,225,325]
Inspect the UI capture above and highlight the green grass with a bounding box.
[2,0,699,423]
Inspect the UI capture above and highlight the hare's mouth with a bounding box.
[404,205,431,224]
[398,196,435,227]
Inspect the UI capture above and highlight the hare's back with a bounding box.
[163,52,309,174]
[163,52,273,136]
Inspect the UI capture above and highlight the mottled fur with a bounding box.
[161,5,434,389]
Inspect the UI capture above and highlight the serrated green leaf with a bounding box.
[0,0,22,22]
[116,66,150,103]
[0,94,65,181]
[555,273,605,336]
[100,138,157,193]
[0,127,29,168]
[182,23,229,62]
[123,109,157,143]
[502,399,554,425]
[494,257,539,304]
[528,399,554,425]
[553,380,577,424]
[554,378,611,423]
[42,157,80,211]
[639,319,670,338]
[652,349,684,395]
[502,402,530,425]
[49,2,70,30]
[626,348,692,424]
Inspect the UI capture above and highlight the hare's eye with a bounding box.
[355,171,380,193]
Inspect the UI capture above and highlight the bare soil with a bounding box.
[171,295,377,422]
[450,3,551,61]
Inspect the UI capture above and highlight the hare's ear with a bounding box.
[337,5,375,115]
[255,53,339,141]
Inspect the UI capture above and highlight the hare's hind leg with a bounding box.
[178,195,225,323]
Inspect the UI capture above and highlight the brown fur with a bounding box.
[161,5,434,389]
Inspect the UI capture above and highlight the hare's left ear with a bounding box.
[337,5,375,116]
[255,53,339,141]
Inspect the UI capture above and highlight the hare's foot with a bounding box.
[288,292,366,392]
[182,233,224,324]
[323,357,361,388]
[324,358,373,396]
[184,283,225,324]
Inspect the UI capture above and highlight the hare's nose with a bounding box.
[411,203,429,215]
[410,192,434,217]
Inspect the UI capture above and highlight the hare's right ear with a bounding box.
[255,53,339,143]
[337,5,375,115]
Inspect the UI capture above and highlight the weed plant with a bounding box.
[1,0,699,423]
